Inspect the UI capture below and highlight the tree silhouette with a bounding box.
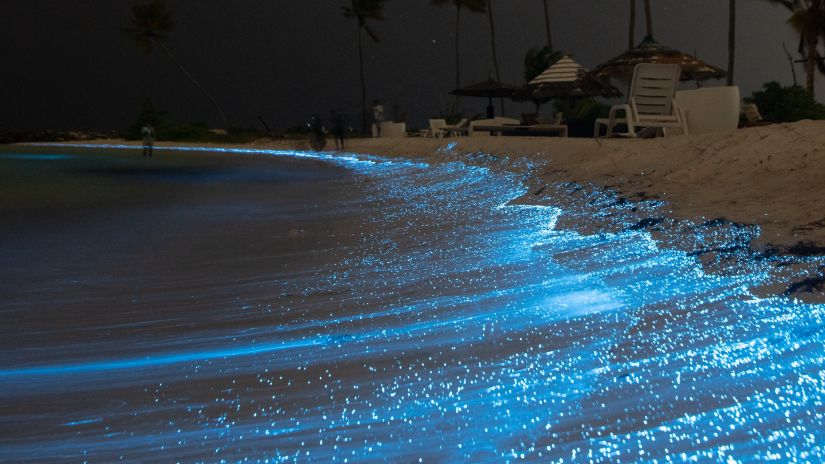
[343,0,386,133]
[728,0,736,85]
[431,0,487,105]
[124,0,229,128]
[628,0,636,49]
[486,0,506,115]
[542,0,554,50]
[765,0,825,92]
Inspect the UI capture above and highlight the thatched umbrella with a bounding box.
[592,36,726,83]
[450,78,518,118]
[517,56,622,100]
[513,56,621,119]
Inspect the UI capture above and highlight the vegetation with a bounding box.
[124,0,229,128]
[745,81,825,122]
[126,100,262,143]
[343,0,386,133]
[565,98,611,137]
[764,0,825,92]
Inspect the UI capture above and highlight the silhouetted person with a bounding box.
[141,123,155,157]
[309,113,326,151]
[371,99,384,137]
[331,108,346,150]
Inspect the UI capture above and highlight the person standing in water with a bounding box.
[141,123,155,157]
[371,99,384,137]
[331,108,346,150]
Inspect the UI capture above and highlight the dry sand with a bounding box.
[64,120,825,253]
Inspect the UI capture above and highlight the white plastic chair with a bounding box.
[422,119,448,138]
[594,63,687,139]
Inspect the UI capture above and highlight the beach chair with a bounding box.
[421,119,448,138]
[594,63,687,139]
[443,118,469,136]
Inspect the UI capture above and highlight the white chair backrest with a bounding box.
[429,119,447,130]
[742,104,762,124]
[628,63,681,117]
[454,118,469,128]
[553,112,564,125]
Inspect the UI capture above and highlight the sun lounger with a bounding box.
[442,118,469,136]
[421,119,448,138]
[594,63,686,139]
[471,115,567,137]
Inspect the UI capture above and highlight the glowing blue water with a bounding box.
[2,145,825,462]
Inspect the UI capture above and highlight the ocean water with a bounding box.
[1,145,825,463]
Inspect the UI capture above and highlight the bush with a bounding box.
[125,99,264,143]
[744,81,825,123]
[562,97,611,137]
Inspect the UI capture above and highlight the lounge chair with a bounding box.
[741,104,771,127]
[594,63,687,139]
[443,118,469,136]
[421,119,448,138]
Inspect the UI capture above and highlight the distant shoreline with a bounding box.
[32,121,822,252]
[19,120,825,298]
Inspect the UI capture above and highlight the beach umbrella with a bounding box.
[591,36,726,83]
[450,78,519,118]
[516,56,622,101]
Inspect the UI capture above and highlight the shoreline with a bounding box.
[16,121,825,298]
[44,120,825,254]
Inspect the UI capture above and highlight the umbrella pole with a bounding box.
[487,96,495,119]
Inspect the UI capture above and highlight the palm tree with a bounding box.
[628,0,637,49]
[728,0,736,85]
[343,0,386,133]
[765,0,825,92]
[643,0,653,39]
[523,46,563,112]
[542,0,554,50]
[431,0,487,103]
[124,0,229,128]
[487,0,506,115]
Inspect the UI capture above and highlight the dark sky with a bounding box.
[0,1,810,132]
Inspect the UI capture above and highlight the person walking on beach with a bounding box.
[141,123,155,157]
[331,108,347,150]
[371,99,384,137]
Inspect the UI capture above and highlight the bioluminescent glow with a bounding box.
[3,145,825,462]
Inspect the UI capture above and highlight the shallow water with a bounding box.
[1,145,824,462]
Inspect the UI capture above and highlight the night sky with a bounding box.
[0,1,810,132]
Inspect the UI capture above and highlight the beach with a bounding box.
[3,129,825,461]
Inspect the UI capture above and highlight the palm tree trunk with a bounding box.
[542,0,553,51]
[455,5,462,111]
[806,32,817,92]
[358,25,368,133]
[156,39,229,128]
[727,0,735,86]
[644,0,653,39]
[487,0,505,116]
[629,0,636,49]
